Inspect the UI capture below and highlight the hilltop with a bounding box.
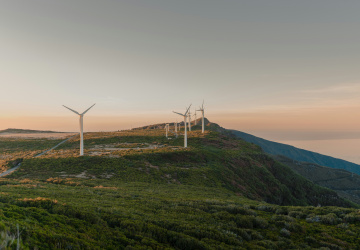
[6,121,350,207]
[1,120,360,249]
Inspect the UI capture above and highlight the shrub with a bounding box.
[286,222,304,233]
[275,207,288,215]
[256,205,276,212]
[344,212,360,223]
[288,211,305,219]
[306,216,320,223]
[320,213,342,225]
[235,215,253,229]
[306,214,321,223]
[17,197,58,209]
[272,215,294,223]
[346,230,356,236]
[253,217,268,229]
[280,228,290,237]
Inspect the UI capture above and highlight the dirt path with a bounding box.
[0,135,77,177]
[0,163,21,177]
[35,135,77,157]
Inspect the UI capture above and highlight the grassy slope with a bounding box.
[0,138,67,173]
[0,124,359,249]
[11,130,351,207]
[274,155,360,205]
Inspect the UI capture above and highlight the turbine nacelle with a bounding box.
[196,101,205,134]
[63,103,96,156]
[63,103,96,116]
[173,104,191,148]
[172,104,191,118]
[197,100,205,112]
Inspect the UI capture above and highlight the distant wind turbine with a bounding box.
[165,123,169,138]
[194,109,197,125]
[197,101,205,133]
[63,104,96,156]
[174,122,178,138]
[173,104,191,147]
[188,109,192,131]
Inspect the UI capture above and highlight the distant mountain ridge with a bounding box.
[231,130,360,175]
[0,128,64,134]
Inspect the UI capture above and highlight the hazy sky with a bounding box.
[1,0,360,140]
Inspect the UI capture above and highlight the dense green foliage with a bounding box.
[274,155,360,205]
[14,146,353,207]
[1,181,360,249]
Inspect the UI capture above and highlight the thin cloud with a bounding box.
[302,84,360,94]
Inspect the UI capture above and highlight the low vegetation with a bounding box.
[274,155,360,205]
[0,123,359,249]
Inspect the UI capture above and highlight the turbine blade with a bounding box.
[185,104,192,115]
[63,105,80,115]
[202,100,204,109]
[82,103,96,115]
[173,111,184,116]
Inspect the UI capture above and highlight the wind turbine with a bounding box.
[188,109,192,131]
[173,104,191,147]
[194,109,197,125]
[63,104,96,156]
[165,124,169,138]
[174,122,178,138]
[197,101,205,133]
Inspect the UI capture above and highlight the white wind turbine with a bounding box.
[197,101,205,133]
[188,109,192,131]
[63,104,96,156]
[174,122,178,138]
[173,104,191,148]
[194,109,197,125]
[165,123,169,138]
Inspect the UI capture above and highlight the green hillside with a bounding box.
[274,155,360,205]
[9,128,351,207]
[231,130,360,175]
[0,122,360,249]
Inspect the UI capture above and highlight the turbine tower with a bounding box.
[173,104,191,147]
[63,104,96,156]
[174,122,178,138]
[197,101,205,133]
[165,124,169,138]
[194,109,197,125]
[188,109,192,131]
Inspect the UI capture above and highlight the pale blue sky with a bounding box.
[1,0,360,138]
